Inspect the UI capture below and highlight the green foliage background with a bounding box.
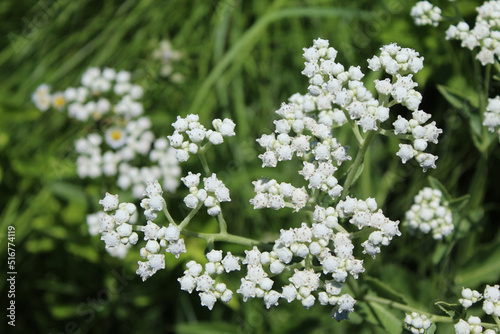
[1,0,499,333]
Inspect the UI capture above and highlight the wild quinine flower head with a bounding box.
[256,39,440,180]
[33,67,182,197]
[168,114,235,162]
[483,96,500,138]
[140,180,166,221]
[250,179,309,211]
[483,284,500,317]
[182,172,230,216]
[178,251,240,309]
[405,187,453,240]
[459,287,483,309]
[454,316,492,334]
[410,1,442,27]
[97,194,139,252]
[451,284,500,334]
[404,312,432,334]
[445,0,500,66]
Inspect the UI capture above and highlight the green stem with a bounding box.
[342,108,363,144]
[217,212,228,234]
[341,131,376,198]
[377,128,412,141]
[198,145,211,176]
[181,229,263,247]
[363,295,451,323]
[493,315,500,330]
[178,203,203,230]
[162,203,177,226]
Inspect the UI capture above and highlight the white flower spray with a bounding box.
[91,38,445,321]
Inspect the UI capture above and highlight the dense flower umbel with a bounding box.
[97,187,186,281]
[92,40,441,321]
[168,114,235,162]
[33,67,181,197]
[181,172,231,216]
[450,284,500,334]
[446,0,500,66]
[177,196,399,319]
[404,312,432,334]
[410,1,442,27]
[405,187,453,240]
[256,39,441,174]
[483,96,500,138]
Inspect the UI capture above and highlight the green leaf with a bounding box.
[448,194,470,212]
[427,176,451,202]
[427,323,437,334]
[435,301,465,320]
[432,242,448,266]
[365,276,407,305]
[367,301,403,334]
[352,161,365,186]
[456,242,500,287]
[437,84,479,111]
[176,322,238,334]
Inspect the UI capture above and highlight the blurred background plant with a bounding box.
[1,0,500,333]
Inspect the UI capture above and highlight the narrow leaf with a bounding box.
[365,276,407,304]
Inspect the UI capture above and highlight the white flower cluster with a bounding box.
[405,187,453,240]
[454,316,495,334]
[152,40,184,81]
[140,180,166,220]
[404,312,432,334]
[33,67,143,119]
[454,285,500,334]
[98,193,139,249]
[483,285,500,317]
[270,220,362,319]
[250,179,309,211]
[446,0,500,66]
[168,114,236,162]
[337,197,401,258]
[461,284,500,316]
[410,1,442,27]
[178,250,240,310]
[177,195,399,319]
[459,287,483,309]
[256,39,440,182]
[300,161,343,199]
[483,96,500,138]
[136,219,186,282]
[182,172,231,216]
[75,117,154,178]
[369,44,441,171]
[33,68,182,197]
[138,183,187,281]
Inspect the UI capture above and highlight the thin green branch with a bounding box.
[178,203,203,230]
[342,108,363,144]
[341,131,376,198]
[162,203,177,226]
[363,295,451,323]
[493,315,500,330]
[217,212,228,234]
[377,128,413,141]
[198,146,211,176]
[181,229,263,247]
